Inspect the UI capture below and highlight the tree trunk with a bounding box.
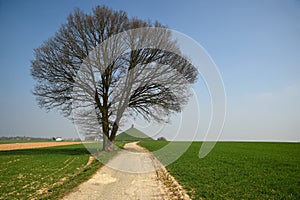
[102,134,114,151]
[102,134,108,151]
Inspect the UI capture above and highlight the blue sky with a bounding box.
[0,0,299,141]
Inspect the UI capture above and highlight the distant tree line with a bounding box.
[0,136,50,141]
[0,136,81,141]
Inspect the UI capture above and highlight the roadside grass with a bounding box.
[139,141,300,199]
[0,142,124,199]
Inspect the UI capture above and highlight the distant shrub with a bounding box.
[157,137,167,141]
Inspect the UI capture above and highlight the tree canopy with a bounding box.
[31,6,198,150]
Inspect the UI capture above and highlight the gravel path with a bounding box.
[63,142,169,200]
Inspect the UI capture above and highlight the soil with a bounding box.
[0,142,82,151]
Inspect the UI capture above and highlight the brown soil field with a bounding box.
[0,142,83,151]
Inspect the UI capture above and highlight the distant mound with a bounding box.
[116,127,153,141]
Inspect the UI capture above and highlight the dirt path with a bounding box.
[63,142,171,200]
[0,142,82,151]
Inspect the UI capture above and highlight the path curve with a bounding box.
[63,142,169,200]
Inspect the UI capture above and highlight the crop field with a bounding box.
[0,143,120,200]
[139,141,300,199]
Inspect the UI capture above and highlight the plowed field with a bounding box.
[0,142,82,151]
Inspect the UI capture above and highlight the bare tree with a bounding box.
[31,6,198,151]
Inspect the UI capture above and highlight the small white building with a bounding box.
[55,137,63,142]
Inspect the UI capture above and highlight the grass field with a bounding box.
[139,141,300,199]
[0,142,123,199]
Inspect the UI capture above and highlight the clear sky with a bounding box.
[0,0,299,141]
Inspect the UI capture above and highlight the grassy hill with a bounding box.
[116,127,153,141]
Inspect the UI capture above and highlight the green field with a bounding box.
[0,143,122,200]
[139,141,300,199]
